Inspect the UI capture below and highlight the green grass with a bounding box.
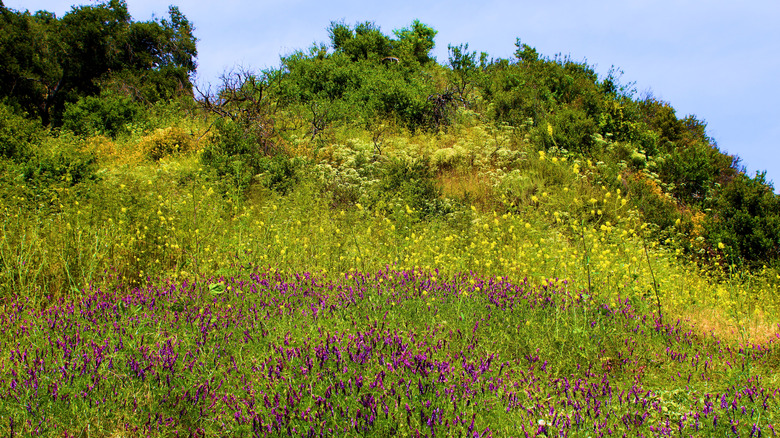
[0,108,778,436]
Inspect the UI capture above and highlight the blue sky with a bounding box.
[9,0,780,190]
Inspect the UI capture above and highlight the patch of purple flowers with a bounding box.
[0,267,777,436]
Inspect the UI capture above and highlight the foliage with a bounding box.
[541,106,599,156]
[0,102,45,160]
[658,139,736,204]
[0,0,196,126]
[279,21,440,132]
[706,172,780,264]
[21,137,99,188]
[392,19,438,65]
[328,21,393,62]
[61,90,142,138]
[200,117,266,191]
[328,19,437,66]
[1,15,780,437]
[447,43,488,105]
[139,126,194,161]
[254,154,305,195]
[378,157,451,219]
[199,70,280,155]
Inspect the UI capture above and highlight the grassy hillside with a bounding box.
[1,8,779,436]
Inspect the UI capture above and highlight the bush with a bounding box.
[201,118,303,195]
[139,126,194,161]
[355,69,432,129]
[254,155,305,195]
[658,141,736,205]
[61,92,143,138]
[22,147,99,187]
[278,33,438,132]
[376,157,451,219]
[705,172,780,264]
[541,107,598,156]
[200,118,262,190]
[0,102,45,161]
[625,172,680,231]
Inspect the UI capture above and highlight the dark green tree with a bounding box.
[0,0,197,126]
[0,7,65,125]
[327,21,393,62]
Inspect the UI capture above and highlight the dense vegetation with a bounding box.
[0,0,195,129]
[0,2,778,436]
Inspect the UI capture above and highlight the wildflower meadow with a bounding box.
[1,6,779,436]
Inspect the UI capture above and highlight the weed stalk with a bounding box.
[643,239,663,326]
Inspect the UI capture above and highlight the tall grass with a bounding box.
[2,115,778,334]
[0,110,778,435]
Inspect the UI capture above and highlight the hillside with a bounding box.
[0,3,779,436]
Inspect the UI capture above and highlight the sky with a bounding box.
[8,0,780,190]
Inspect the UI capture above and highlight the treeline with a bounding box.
[0,2,777,267]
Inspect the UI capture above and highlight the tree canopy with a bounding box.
[0,0,196,126]
[327,20,437,65]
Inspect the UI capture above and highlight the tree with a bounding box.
[0,7,65,125]
[447,43,488,105]
[0,0,197,126]
[120,6,197,102]
[393,20,437,65]
[327,21,393,62]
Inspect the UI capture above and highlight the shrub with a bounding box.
[705,172,780,264]
[61,92,143,138]
[22,147,99,187]
[541,107,598,156]
[658,141,736,205]
[278,24,440,133]
[0,102,45,160]
[201,118,303,195]
[376,157,451,219]
[625,172,680,231]
[254,155,305,195]
[139,126,194,161]
[200,117,262,191]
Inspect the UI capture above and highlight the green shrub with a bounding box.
[200,118,262,190]
[0,102,45,160]
[541,107,598,156]
[625,172,680,231]
[201,118,303,195]
[658,141,736,205]
[705,172,780,264]
[254,155,305,195]
[139,126,194,161]
[278,23,439,132]
[22,147,99,187]
[61,92,143,138]
[355,69,432,129]
[376,157,451,219]
[639,97,684,146]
